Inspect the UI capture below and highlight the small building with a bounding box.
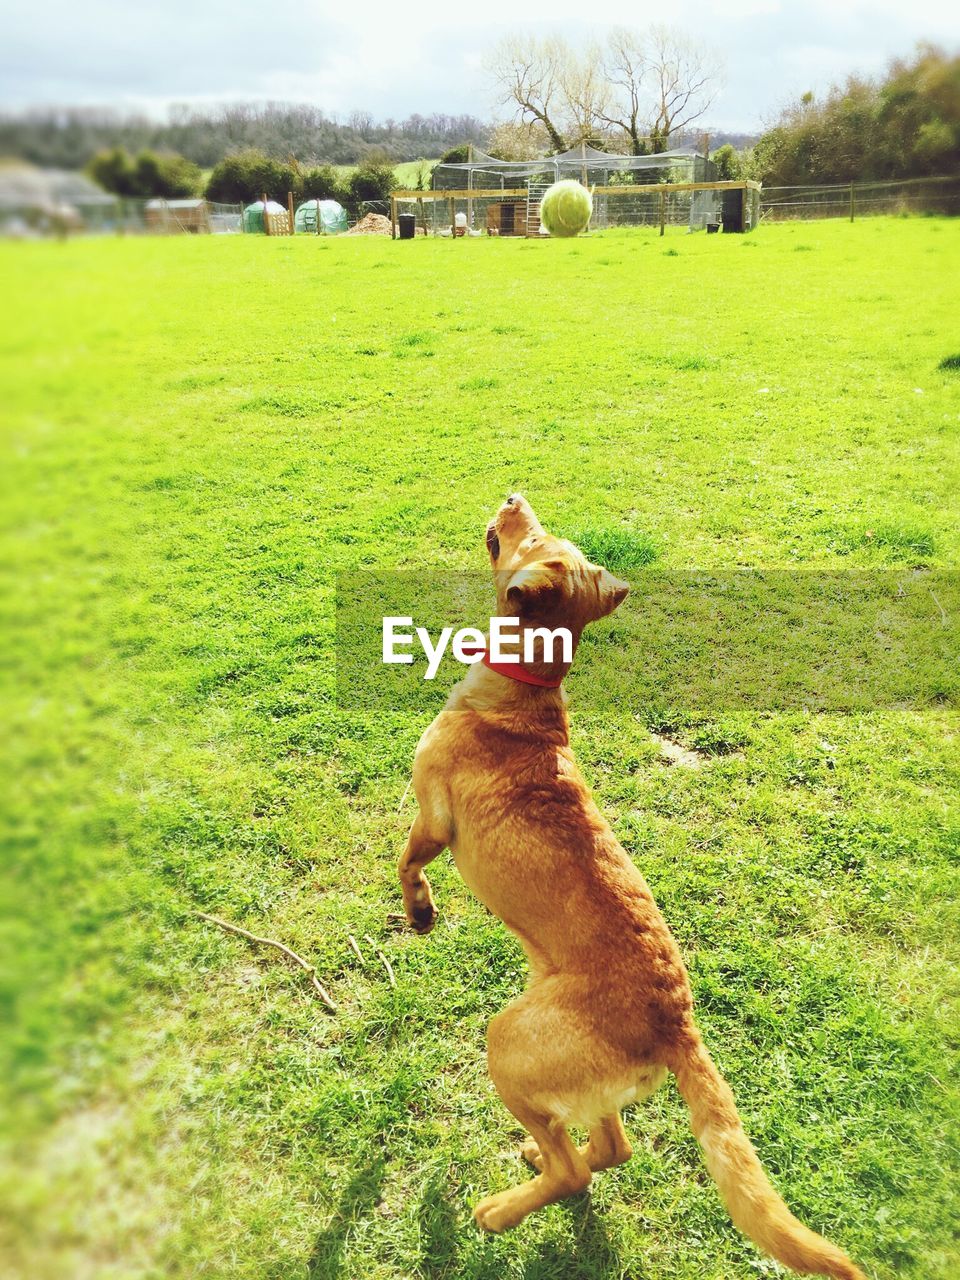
[145,199,212,234]
[0,162,114,235]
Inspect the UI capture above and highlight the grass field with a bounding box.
[1,218,959,1280]
[329,159,437,188]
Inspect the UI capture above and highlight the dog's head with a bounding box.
[485,494,629,633]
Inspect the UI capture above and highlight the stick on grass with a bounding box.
[364,933,396,988]
[196,912,337,1011]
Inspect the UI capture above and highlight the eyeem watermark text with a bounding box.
[382,617,573,679]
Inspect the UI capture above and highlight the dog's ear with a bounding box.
[591,566,630,618]
[505,558,570,619]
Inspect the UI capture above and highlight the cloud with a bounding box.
[0,1,957,130]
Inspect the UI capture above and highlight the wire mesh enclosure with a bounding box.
[0,195,243,237]
[395,144,760,237]
[391,181,760,238]
[432,143,717,191]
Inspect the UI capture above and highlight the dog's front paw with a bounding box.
[408,900,437,934]
[403,880,437,934]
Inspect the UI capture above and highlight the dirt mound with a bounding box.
[346,212,393,236]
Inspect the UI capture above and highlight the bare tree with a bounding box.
[487,27,719,158]
[593,27,649,154]
[485,34,574,153]
[644,26,719,152]
[562,41,614,145]
[487,119,552,161]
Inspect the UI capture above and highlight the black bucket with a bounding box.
[398,213,416,240]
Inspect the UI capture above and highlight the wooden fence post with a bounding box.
[390,196,397,240]
[467,143,474,231]
[849,182,855,222]
[658,189,666,237]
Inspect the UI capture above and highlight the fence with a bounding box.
[761,175,960,221]
[391,182,761,238]
[4,176,957,240]
[0,197,243,238]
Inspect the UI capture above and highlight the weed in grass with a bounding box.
[938,353,960,371]
[830,523,937,560]
[565,526,660,569]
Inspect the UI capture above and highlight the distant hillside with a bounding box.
[0,104,490,171]
[705,130,760,149]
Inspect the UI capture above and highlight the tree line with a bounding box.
[738,44,960,186]
[85,146,400,213]
[1,39,956,193]
[484,32,958,185]
[0,103,488,171]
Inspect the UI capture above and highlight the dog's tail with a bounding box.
[670,1032,865,1280]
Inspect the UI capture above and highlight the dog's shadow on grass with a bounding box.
[307,1158,386,1280]
[418,1173,621,1280]
[522,1193,622,1280]
[418,1168,463,1279]
[307,1160,621,1280]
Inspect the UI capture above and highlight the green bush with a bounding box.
[205,149,301,204]
[87,148,201,198]
[300,165,345,202]
[344,163,396,217]
[711,143,743,181]
[87,147,139,197]
[133,151,202,198]
[439,143,471,164]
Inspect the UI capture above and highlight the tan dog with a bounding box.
[398,494,865,1280]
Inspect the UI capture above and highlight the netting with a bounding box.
[432,144,716,190]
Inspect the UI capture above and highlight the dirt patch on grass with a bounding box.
[651,732,743,768]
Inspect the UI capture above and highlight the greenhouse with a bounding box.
[294,199,349,235]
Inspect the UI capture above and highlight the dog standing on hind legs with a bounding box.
[397,493,866,1280]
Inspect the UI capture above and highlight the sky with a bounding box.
[2,0,958,133]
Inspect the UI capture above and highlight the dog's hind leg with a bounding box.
[523,1112,632,1173]
[582,1113,633,1169]
[475,1108,591,1233]
[475,982,608,1231]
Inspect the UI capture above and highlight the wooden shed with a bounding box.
[145,199,212,234]
[484,200,531,237]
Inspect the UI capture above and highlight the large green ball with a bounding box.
[539,180,593,237]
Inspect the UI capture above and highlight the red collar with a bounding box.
[460,646,566,689]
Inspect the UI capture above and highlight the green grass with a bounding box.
[1,218,958,1280]
[330,159,438,188]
